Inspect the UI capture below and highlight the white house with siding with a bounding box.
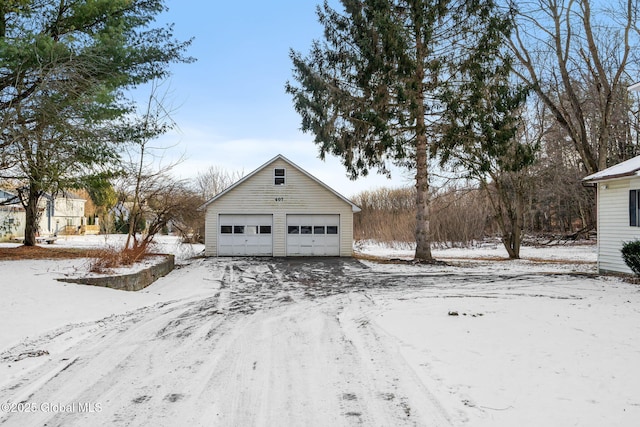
[583,156,640,274]
[201,154,361,257]
[44,191,86,235]
[0,189,86,239]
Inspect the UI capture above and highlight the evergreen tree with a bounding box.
[0,0,193,246]
[437,9,534,258]
[287,0,513,261]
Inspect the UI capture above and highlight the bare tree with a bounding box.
[352,185,491,247]
[122,80,181,250]
[528,104,596,236]
[509,0,640,174]
[194,166,244,201]
[131,173,200,249]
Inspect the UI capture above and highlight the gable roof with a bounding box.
[583,156,640,183]
[199,154,361,212]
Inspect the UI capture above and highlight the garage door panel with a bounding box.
[219,214,273,256]
[287,214,340,256]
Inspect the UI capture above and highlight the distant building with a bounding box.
[44,191,87,235]
[0,189,87,239]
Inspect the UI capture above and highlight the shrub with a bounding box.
[89,245,152,274]
[352,186,491,246]
[621,240,640,275]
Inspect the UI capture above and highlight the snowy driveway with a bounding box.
[1,256,640,426]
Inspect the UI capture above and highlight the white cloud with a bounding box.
[153,126,410,197]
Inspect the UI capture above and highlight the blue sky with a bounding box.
[140,0,410,196]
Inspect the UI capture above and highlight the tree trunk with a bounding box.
[501,180,525,259]
[413,15,433,262]
[125,145,145,251]
[511,188,525,259]
[486,175,524,260]
[502,234,517,259]
[22,184,42,247]
[414,133,433,261]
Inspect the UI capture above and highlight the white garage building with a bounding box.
[202,155,361,257]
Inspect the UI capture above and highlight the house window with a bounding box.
[288,226,299,234]
[222,224,269,234]
[259,225,272,234]
[631,190,640,226]
[274,168,286,185]
[327,226,338,234]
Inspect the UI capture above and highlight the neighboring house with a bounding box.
[201,154,361,257]
[0,189,87,238]
[42,191,87,235]
[583,156,640,274]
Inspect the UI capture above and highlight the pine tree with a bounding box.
[287,0,513,261]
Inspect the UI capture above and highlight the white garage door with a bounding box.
[287,214,340,256]
[218,214,273,256]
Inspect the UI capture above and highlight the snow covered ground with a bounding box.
[1,236,639,426]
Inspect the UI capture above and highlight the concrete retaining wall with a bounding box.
[58,254,175,291]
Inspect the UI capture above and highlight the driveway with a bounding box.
[1,256,638,427]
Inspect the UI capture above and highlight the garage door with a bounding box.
[218,214,273,256]
[287,214,340,256]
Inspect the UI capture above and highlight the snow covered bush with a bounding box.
[621,240,640,275]
[89,245,153,274]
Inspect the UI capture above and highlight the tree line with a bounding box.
[351,180,593,250]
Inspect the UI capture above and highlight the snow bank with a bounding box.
[0,235,205,352]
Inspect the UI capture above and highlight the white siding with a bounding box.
[597,178,640,273]
[38,196,86,234]
[205,158,355,257]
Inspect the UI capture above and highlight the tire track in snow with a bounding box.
[337,293,453,426]
[0,257,600,426]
